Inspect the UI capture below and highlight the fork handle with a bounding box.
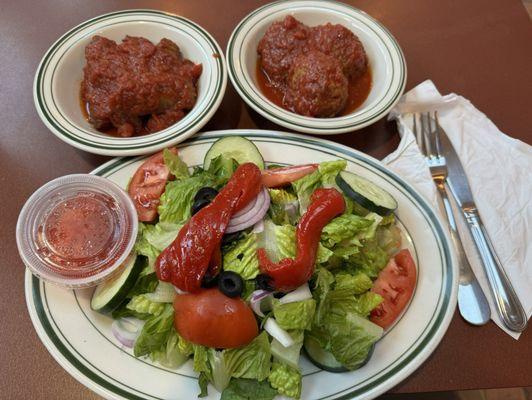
[463,208,528,332]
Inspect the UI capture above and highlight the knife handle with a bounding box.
[463,209,528,332]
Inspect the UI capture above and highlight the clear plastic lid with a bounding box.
[16,174,138,288]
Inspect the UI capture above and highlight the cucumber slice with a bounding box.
[91,254,146,314]
[336,171,398,216]
[303,336,347,373]
[204,136,265,170]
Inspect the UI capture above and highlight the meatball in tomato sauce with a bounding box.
[309,23,368,79]
[257,17,371,118]
[257,15,310,85]
[285,51,348,117]
[81,35,202,137]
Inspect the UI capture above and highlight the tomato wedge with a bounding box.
[261,164,318,188]
[370,249,417,329]
[173,289,258,349]
[127,148,177,222]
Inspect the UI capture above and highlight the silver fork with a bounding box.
[414,112,490,326]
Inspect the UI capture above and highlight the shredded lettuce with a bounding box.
[223,233,260,280]
[273,299,316,331]
[268,361,301,399]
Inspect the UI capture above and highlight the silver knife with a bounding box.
[439,127,528,332]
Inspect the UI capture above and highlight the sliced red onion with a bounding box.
[111,317,145,348]
[229,188,267,226]
[279,283,312,304]
[249,289,272,317]
[232,189,259,217]
[264,318,294,347]
[226,188,270,233]
[252,220,265,234]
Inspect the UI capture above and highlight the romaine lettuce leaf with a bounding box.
[291,160,346,212]
[312,312,382,370]
[321,214,373,248]
[223,233,260,280]
[273,299,316,330]
[348,236,389,278]
[158,174,214,224]
[270,330,304,370]
[224,331,271,381]
[334,272,373,294]
[134,304,174,357]
[149,327,188,368]
[142,221,181,252]
[221,378,278,400]
[273,224,333,264]
[193,332,272,393]
[268,361,301,399]
[207,154,239,187]
[126,294,166,316]
[163,148,190,180]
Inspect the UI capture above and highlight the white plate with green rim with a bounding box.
[226,0,407,134]
[33,10,227,156]
[25,130,456,400]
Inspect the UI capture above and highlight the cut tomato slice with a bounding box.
[127,148,176,222]
[370,249,416,329]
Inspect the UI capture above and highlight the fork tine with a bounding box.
[412,114,423,154]
[421,112,433,156]
[428,112,439,156]
[433,111,443,157]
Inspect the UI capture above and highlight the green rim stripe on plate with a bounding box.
[226,0,406,129]
[35,10,224,150]
[30,133,454,400]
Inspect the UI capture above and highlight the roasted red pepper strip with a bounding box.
[257,188,345,291]
[156,163,262,292]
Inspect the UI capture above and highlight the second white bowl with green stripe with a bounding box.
[34,10,227,156]
[227,0,407,134]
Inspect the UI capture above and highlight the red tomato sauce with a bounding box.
[36,191,122,277]
[256,59,372,117]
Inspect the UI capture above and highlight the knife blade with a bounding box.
[437,125,528,332]
[438,132,474,207]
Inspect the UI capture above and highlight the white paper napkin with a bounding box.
[383,80,532,339]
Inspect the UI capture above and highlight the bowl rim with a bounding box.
[226,0,407,134]
[33,9,227,156]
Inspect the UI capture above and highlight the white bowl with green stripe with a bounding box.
[227,0,407,134]
[25,130,457,400]
[33,10,227,156]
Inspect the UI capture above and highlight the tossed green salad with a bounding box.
[91,136,416,399]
